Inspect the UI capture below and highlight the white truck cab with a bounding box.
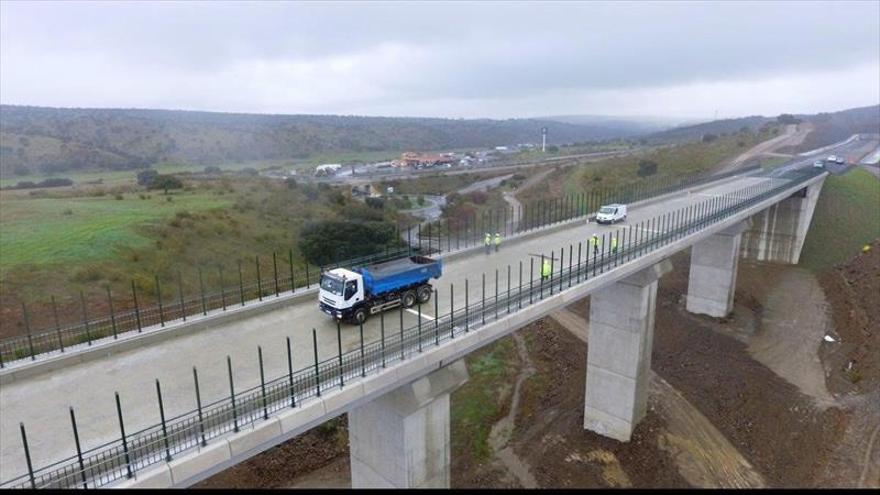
[319,268,364,316]
[595,203,627,224]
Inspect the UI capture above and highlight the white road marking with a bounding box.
[406,308,436,321]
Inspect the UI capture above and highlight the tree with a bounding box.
[137,169,158,186]
[285,177,299,189]
[701,133,718,143]
[149,174,183,194]
[298,221,396,266]
[776,114,802,125]
[545,145,559,153]
[204,166,222,175]
[636,160,658,177]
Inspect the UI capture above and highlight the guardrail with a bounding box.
[0,165,760,368]
[1,167,821,489]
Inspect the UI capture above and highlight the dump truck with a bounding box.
[318,255,442,324]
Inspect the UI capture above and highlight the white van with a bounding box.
[596,203,627,224]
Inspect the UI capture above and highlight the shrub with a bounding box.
[636,160,658,177]
[298,220,396,266]
[115,193,124,200]
[149,174,184,193]
[137,169,159,186]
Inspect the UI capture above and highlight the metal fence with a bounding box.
[0,165,760,367]
[1,167,822,489]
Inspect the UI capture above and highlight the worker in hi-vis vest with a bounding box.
[611,236,619,253]
[541,257,552,279]
[590,234,600,256]
[485,232,492,254]
[494,232,501,252]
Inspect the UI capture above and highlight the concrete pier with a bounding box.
[740,178,825,264]
[584,260,672,442]
[349,360,469,488]
[686,221,748,318]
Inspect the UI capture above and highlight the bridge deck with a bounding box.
[0,174,782,482]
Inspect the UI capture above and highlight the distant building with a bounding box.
[494,146,509,151]
[397,152,457,168]
[315,163,342,176]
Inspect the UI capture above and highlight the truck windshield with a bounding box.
[320,275,344,296]
[599,206,616,214]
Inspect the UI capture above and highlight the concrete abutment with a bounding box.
[584,259,672,442]
[348,360,469,488]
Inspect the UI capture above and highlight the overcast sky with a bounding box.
[1,0,878,121]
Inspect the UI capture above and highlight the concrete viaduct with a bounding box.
[0,165,827,488]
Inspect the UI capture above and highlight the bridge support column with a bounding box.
[740,177,825,264]
[349,360,469,488]
[686,221,748,318]
[584,259,672,442]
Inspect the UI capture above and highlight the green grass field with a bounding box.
[0,192,230,274]
[799,168,880,273]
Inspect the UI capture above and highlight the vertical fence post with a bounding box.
[198,268,207,316]
[255,256,263,302]
[115,392,133,479]
[529,258,534,304]
[450,284,455,339]
[380,310,386,367]
[131,281,142,333]
[312,329,321,397]
[51,295,64,352]
[79,291,93,345]
[258,346,268,420]
[289,250,296,293]
[69,407,88,488]
[577,242,582,282]
[177,271,186,322]
[434,288,440,345]
[155,379,172,461]
[107,287,118,339]
[399,305,405,360]
[336,321,344,388]
[22,303,36,360]
[507,265,511,314]
[227,355,239,431]
[359,320,366,377]
[155,275,166,327]
[286,337,296,408]
[193,367,207,446]
[20,423,36,489]
[306,264,311,289]
[465,278,470,332]
[481,273,486,325]
[237,260,245,306]
[219,265,227,311]
[273,252,280,297]
[518,261,523,309]
[495,269,499,320]
[417,299,423,352]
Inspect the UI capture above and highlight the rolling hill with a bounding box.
[0,106,648,176]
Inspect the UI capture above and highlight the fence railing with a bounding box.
[1,167,823,489]
[0,165,760,367]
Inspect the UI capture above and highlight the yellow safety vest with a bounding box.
[611,237,618,248]
[542,260,552,277]
[590,236,599,246]
[494,234,501,245]
[484,234,492,246]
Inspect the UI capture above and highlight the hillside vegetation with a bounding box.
[0,105,637,176]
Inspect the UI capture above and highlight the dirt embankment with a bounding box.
[818,240,880,395]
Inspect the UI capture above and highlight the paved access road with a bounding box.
[0,173,779,481]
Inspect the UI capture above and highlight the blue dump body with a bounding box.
[358,255,442,296]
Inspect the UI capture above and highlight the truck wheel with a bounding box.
[417,286,432,303]
[353,308,367,325]
[402,291,417,308]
